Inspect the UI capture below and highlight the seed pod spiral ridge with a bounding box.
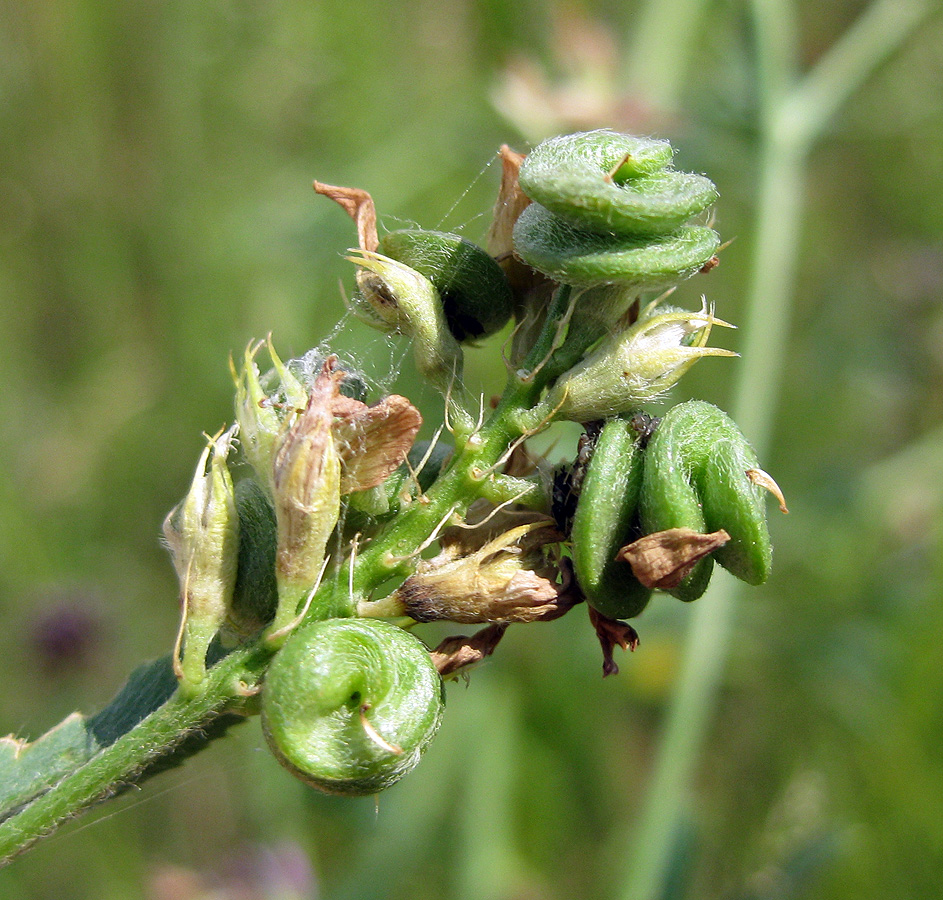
[640,401,773,600]
[262,617,444,796]
[513,130,720,289]
[570,417,653,620]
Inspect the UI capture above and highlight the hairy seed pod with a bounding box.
[261,618,444,796]
[640,401,774,601]
[377,230,514,341]
[570,417,652,620]
[513,130,719,289]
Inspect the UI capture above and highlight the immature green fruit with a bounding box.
[261,618,444,796]
[640,401,775,600]
[222,478,278,643]
[378,230,514,341]
[570,417,652,620]
[513,130,720,289]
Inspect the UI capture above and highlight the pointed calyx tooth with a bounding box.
[618,528,730,590]
[746,468,789,514]
[313,181,379,252]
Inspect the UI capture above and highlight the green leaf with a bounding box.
[0,714,100,821]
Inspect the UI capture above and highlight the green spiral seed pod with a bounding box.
[223,477,278,643]
[261,618,444,796]
[570,417,652,620]
[513,130,719,289]
[640,401,773,601]
[377,230,514,341]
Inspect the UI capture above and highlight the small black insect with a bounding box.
[550,420,604,535]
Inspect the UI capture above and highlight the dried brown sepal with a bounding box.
[617,527,730,590]
[588,606,639,677]
[313,181,379,253]
[486,145,530,261]
[430,623,508,679]
[486,144,550,307]
[501,440,540,478]
[333,394,422,494]
[746,468,789,514]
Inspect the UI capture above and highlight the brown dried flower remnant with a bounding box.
[588,607,639,677]
[398,519,575,624]
[269,356,421,632]
[334,393,422,494]
[361,507,577,624]
[430,624,509,679]
[313,181,379,253]
[617,527,730,590]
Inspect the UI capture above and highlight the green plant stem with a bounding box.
[619,2,931,897]
[622,0,712,112]
[0,645,270,866]
[326,286,574,599]
[0,282,576,865]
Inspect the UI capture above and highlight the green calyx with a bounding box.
[261,618,444,796]
[377,229,514,341]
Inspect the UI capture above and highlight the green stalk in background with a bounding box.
[619,1,934,897]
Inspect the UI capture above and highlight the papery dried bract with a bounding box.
[618,527,730,590]
[334,393,422,494]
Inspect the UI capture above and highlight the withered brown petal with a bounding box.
[486,145,530,260]
[618,528,730,590]
[396,570,565,625]
[334,394,422,493]
[313,181,379,253]
[588,606,639,678]
[430,624,508,678]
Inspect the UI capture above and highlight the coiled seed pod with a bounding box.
[640,401,774,601]
[223,477,278,643]
[513,130,719,290]
[261,618,444,795]
[377,230,514,341]
[570,417,652,620]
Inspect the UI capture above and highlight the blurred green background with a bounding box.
[1,0,942,897]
